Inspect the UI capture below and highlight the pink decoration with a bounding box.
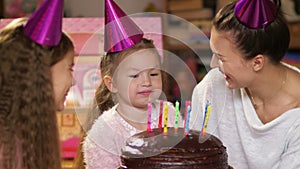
[61,136,80,159]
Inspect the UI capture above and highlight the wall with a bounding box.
[64,0,164,17]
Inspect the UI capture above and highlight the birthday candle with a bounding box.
[201,102,209,131]
[158,100,163,131]
[147,103,152,132]
[184,101,191,134]
[202,103,211,136]
[184,105,191,135]
[163,104,168,135]
[174,101,179,132]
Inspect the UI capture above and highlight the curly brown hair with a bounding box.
[0,18,74,169]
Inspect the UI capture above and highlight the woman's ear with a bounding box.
[252,54,265,72]
[103,75,117,93]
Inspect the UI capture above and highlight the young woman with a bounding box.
[191,1,300,168]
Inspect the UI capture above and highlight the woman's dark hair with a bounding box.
[213,0,290,64]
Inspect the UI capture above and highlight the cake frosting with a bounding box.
[120,127,232,169]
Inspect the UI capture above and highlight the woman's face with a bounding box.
[113,49,162,110]
[51,50,75,111]
[209,27,254,89]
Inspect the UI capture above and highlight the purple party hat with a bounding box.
[23,0,63,46]
[234,0,277,29]
[104,0,144,53]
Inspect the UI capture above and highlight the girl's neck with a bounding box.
[116,104,148,124]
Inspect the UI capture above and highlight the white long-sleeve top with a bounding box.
[83,100,182,169]
[191,66,300,169]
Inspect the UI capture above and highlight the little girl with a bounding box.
[83,38,180,168]
[82,1,181,168]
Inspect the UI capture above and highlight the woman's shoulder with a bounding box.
[285,65,300,108]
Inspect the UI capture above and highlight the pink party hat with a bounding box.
[23,0,63,46]
[234,0,277,29]
[104,0,144,53]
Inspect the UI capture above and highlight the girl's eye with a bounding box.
[129,74,138,78]
[150,69,161,76]
[150,73,159,76]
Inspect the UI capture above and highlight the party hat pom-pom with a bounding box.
[104,0,144,53]
[234,0,277,29]
[24,0,63,46]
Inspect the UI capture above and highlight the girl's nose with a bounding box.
[210,53,219,68]
[141,74,151,86]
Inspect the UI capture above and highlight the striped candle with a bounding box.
[184,105,191,135]
[174,101,180,132]
[158,100,163,131]
[147,103,152,132]
[163,104,168,135]
[201,102,209,131]
[202,103,211,136]
[184,101,191,135]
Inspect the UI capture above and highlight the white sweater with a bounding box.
[191,67,300,169]
[83,101,181,169]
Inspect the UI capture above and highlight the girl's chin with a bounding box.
[130,102,150,110]
[135,96,157,104]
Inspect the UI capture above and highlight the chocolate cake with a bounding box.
[120,127,231,169]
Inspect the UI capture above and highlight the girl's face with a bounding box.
[113,49,162,110]
[51,50,75,111]
[209,27,254,89]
